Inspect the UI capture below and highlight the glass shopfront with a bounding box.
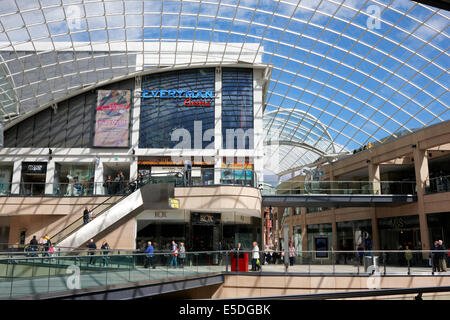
[54,163,95,196]
[337,219,373,251]
[378,215,421,250]
[0,164,13,195]
[427,212,450,245]
[136,211,261,253]
[20,162,47,196]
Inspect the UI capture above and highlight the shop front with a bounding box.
[20,162,47,196]
[54,163,95,196]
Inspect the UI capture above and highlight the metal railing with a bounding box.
[261,180,417,196]
[427,175,450,194]
[0,249,448,299]
[0,168,258,197]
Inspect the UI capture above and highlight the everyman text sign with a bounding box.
[142,89,214,106]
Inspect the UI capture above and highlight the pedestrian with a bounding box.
[129,178,136,193]
[137,173,144,188]
[357,243,364,266]
[144,241,155,269]
[43,234,51,257]
[179,242,186,268]
[87,239,97,265]
[119,171,125,193]
[29,235,38,257]
[101,240,110,267]
[288,242,296,266]
[184,159,192,186]
[103,176,112,195]
[169,240,178,268]
[405,246,413,268]
[438,240,447,272]
[252,241,261,271]
[83,206,90,225]
[89,208,95,222]
[432,241,440,273]
[114,174,120,194]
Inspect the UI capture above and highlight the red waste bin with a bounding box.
[231,253,249,272]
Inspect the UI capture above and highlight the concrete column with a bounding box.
[413,147,431,252]
[130,158,138,181]
[45,159,55,195]
[131,76,141,150]
[368,161,381,195]
[11,160,21,195]
[214,67,222,184]
[301,207,308,252]
[371,208,380,251]
[331,208,337,251]
[94,158,104,195]
[253,68,264,186]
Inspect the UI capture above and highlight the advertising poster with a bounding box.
[94,90,131,147]
[315,237,329,258]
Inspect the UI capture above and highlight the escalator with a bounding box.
[50,173,183,251]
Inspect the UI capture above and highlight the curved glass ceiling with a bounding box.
[0,0,448,174]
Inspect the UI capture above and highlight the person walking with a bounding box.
[101,240,110,267]
[179,242,186,268]
[87,239,97,265]
[357,243,364,266]
[405,246,413,269]
[169,240,178,268]
[252,241,261,271]
[144,241,155,269]
[438,240,447,272]
[83,207,90,225]
[288,242,296,266]
[42,234,51,257]
[184,159,192,186]
[29,235,38,257]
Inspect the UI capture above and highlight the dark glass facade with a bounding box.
[222,68,253,149]
[139,68,215,149]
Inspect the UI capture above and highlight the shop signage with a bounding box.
[141,89,214,106]
[22,162,47,174]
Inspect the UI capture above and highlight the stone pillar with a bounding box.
[11,160,21,195]
[331,208,338,251]
[214,67,222,184]
[301,207,308,252]
[45,159,55,195]
[413,147,430,253]
[368,161,381,195]
[130,158,138,181]
[371,208,380,251]
[94,158,104,195]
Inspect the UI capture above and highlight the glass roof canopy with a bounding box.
[0,0,448,176]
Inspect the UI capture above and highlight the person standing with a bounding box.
[103,176,112,195]
[169,240,178,268]
[179,242,186,268]
[83,207,90,225]
[43,234,51,257]
[405,246,413,268]
[288,242,296,266]
[87,239,97,265]
[29,235,38,257]
[113,174,120,195]
[144,241,155,269]
[119,171,125,193]
[184,159,192,186]
[101,240,110,267]
[432,241,440,273]
[252,241,261,271]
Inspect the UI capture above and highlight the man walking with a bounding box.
[87,239,97,265]
[83,207,90,225]
[144,241,155,269]
[169,240,178,268]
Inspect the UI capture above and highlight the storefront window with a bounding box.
[54,163,94,196]
[336,220,372,252]
[378,215,421,250]
[0,164,13,195]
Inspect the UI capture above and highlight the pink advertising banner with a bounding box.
[93,90,131,147]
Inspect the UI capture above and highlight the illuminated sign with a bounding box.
[141,89,214,106]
